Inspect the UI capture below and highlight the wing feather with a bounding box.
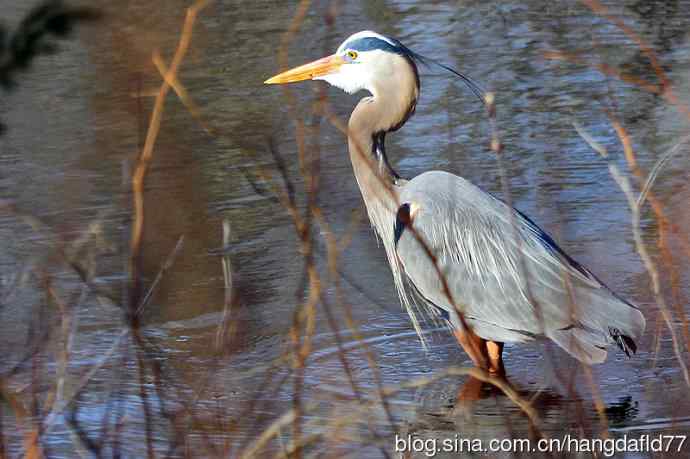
[394,171,645,356]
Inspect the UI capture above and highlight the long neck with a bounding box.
[348,99,399,197]
[346,61,418,235]
[346,64,421,338]
[347,100,401,238]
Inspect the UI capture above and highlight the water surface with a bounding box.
[1,0,690,457]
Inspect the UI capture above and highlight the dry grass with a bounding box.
[1,0,688,458]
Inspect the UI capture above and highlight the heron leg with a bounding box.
[485,341,505,377]
[453,332,507,404]
[453,328,489,369]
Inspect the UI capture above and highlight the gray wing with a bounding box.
[395,171,645,364]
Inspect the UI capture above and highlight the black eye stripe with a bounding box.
[345,37,407,56]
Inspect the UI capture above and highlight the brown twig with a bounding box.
[574,118,690,387]
[129,0,211,310]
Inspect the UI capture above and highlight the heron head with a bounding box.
[264,31,419,97]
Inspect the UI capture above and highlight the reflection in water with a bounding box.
[1,0,690,457]
[404,377,643,459]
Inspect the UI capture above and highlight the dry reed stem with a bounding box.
[243,2,690,455]
[549,2,690,422]
[0,203,126,457]
[268,177,399,454]
[123,4,213,456]
[544,50,662,94]
[250,143,321,455]
[581,0,675,100]
[237,364,541,458]
[302,53,380,434]
[41,329,128,435]
[0,381,40,459]
[3,1,684,456]
[152,50,215,135]
[546,1,690,121]
[135,234,185,317]
[250,9,396,454]
[311,208,396,435]
[575,1,690,364]
[575,119,690,387]
[238,407,301,459]
[129,0,211,306]
[606,113,690,356]
[216,218,237,348]
[264,6,325,453]
[637,135,690,209]
[41,281,86,411]
[265,70,542,459]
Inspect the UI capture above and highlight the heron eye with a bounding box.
[347,50,358,60]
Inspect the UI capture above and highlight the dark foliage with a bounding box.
[0,0,100,134]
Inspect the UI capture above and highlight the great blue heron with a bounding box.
[265,31,645,376]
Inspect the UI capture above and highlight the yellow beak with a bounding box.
[264,54,345,84]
